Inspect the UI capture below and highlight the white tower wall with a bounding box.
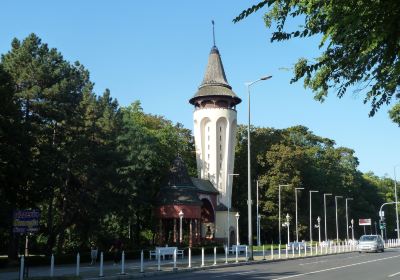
[193,107,237,207]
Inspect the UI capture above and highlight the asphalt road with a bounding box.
[148,248,400,280]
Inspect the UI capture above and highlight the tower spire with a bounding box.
[212,20,216,46]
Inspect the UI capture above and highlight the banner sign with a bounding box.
[359,218,371,226]
[13,209,40,233]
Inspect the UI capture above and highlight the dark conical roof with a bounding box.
[156,156,202,206]
[189,46,241,105]
[168,156,193,186]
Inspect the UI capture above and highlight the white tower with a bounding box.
[189,44,241,208]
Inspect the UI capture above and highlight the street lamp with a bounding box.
[246,75,272,259]
[314,216,321,244]
[345,198,353,241]
[335,196,343,243]
[256,180,260,246]
[178,210,184,244]
[324,193,332,241]
[227,173,239,247]
[309,190,319,242]
[295,187,304,242]
[235,212,240,245]
[279,184,290,244]
[350,219,355,240]
[257,214,261,246]
[394,164,400,240]
[282,213,290,244]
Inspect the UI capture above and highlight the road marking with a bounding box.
[272,254,400,280]
[213,270,255,277]
[388,271,400,278]
[299,260,326,266]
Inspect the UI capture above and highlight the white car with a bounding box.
[358,235,385,253]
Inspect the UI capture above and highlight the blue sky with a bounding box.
[1,1,399,177]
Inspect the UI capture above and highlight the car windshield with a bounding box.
[360,235,377,241]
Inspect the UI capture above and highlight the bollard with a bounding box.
[50,254,54,277]
[140,250,144,273]
[99,252,104,277]
[201,247,205,267]
[245,246,248,262]
[271,244,274,260]
[325,245,328,255]
[285,244,288,259]
[335,243,337,254]
[121,251,125,275]
[235,246,238,263]
[298,245,301,257]
[292,245,294,258]
[278,244,281,259]
[329,242,332,254]
[20,256,24,280]
[305,242,307,257]
[213,247,217,266]
[320,244,323,255]
[76,253,80,276]
[173,249,177,271]
[157,249,161,271]
[310,243,313,256]
[225,246,228,264]
[262,245,265,260]
[188,248,192,268]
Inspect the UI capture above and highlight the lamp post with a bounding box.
[351,219,354,240]
[235,212,240,245]
[345,198,353,241]
[256,181,260,246]
[335,196,343,243]
[257,214,261,246]
[178,210,184,244]
[282,213,290,245]
[315,216,321,244]
[324,193,332,241]
[309,190,319,242]
[227,173,239,247]
[394,164,400,240]
[246,75,272,259]
[295,187,304,242]
[279,184,290,244]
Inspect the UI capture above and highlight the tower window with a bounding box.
[220,135,222,141]
[220,126,222,132]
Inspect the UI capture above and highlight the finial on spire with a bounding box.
[212,20,216,46]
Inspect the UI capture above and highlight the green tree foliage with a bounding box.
[117,101,196,246]
[233,125,388,243]
[234,1,400,122]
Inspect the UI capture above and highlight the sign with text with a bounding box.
[13,209,40,233]
[359,218,371,226]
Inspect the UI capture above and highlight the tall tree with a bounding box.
[234,1,400,123]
